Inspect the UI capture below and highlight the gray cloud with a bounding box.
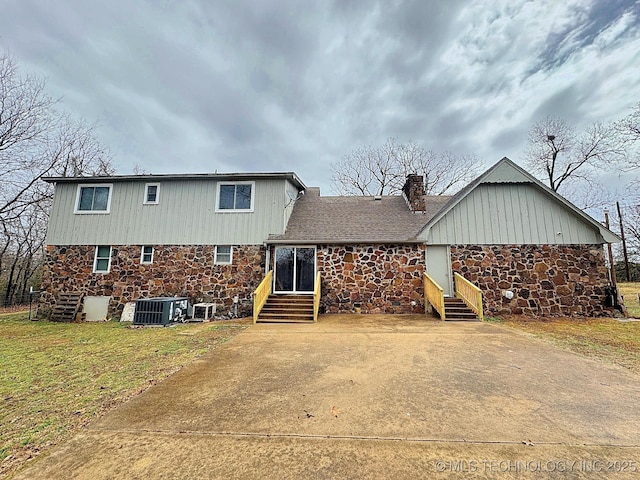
[1,0,639,193]
[532,0,639,73]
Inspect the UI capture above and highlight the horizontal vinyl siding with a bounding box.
[46,178,291,245]
[424,183,601,245]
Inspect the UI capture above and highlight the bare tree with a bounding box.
[402,150,480,196]
[620,164,640,267]
[619,200,640,263]
[616,102,640,142]
[554,176,619,213]
[525,110,640,273]
[615,102,640,172]
[133,164,150,175]
[0,52,113,305]
[592,103,640,278]
[331,138,479,196]
[526,116,625,193]
[1,204,47,305]
[0,53,113,220]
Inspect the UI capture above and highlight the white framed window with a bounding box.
[144,183,160,204]
[215,182,254,212]
[214,245,233,265]
[94,245,112,273]
[141,246,154,264]
[75,184,113,213]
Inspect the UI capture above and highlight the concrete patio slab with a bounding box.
[13,315,640,479]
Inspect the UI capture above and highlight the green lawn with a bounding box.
[497,316,640,373]
[0,313,247,479]
[619,282,640,318]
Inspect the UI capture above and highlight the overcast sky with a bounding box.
[1,0,639,194]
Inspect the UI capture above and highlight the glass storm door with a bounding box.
[274,247,316,293]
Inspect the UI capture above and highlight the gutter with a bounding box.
[266,238,425,245]
[42,172,307,191]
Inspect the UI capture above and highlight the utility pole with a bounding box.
[616,201,631,282]
[604,209,617,286]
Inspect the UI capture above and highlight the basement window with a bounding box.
[141,246,154,264]
[214,245,233,265]
[94,245,112,273]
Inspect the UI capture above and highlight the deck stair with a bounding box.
[257,294,314,323]
[444,297,478,321]
[51,292,84,322]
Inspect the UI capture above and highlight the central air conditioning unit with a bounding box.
[133,297,190,326]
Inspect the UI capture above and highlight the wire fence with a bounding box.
[0,289,40,314]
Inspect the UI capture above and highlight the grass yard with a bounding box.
[619,282,640,318]
[496,316,640,373]
[0,312,248,479]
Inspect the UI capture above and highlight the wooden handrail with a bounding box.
[454,273,484,321]
[253,270,273,324]
[424,272,446,321]
[313,272,321,323]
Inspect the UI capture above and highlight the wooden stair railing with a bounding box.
[253,271,273,324]
[454,273,484,321]
[424,272,446,321]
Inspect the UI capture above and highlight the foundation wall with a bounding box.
[315,244,426,314]
[41,244,265,318]
[450,244,611,316]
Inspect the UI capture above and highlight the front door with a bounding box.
[425,245,452,296]
[274,246,316,293]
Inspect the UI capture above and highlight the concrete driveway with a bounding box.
[14,316,640,479]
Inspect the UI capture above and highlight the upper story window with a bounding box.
[216,182,254,212]
[144,183,160,204]
[75,184,112,213]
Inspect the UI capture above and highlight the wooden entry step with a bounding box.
[257,294,314,323]
[444,297,478,321]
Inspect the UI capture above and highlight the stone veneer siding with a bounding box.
[450,244,611,316]
[41,244,266,319]
[315,244,425,314]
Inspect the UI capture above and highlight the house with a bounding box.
[266,158,619,317]
[416,158,620,316]
[41,172,306,319]
[40,158,620,321]
[265,184,445,315]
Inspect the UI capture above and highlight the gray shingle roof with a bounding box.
[269,188,451,244]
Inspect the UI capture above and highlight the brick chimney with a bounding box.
[402,174,426,212]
